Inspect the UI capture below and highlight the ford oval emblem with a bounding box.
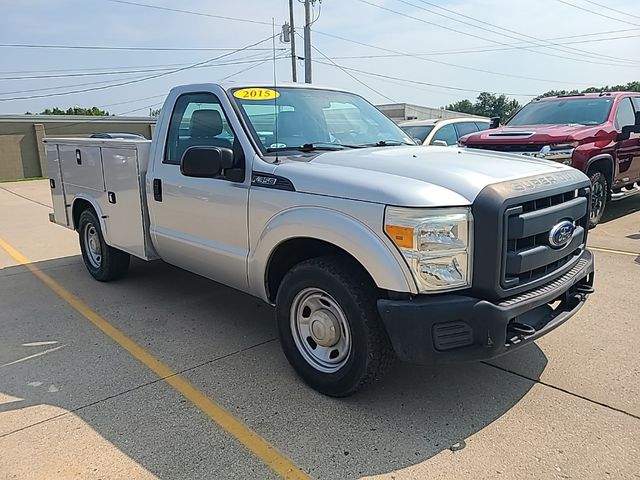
[548,220,575,248]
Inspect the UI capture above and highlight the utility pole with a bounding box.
[304,0,312,83]
[288,0,297,82]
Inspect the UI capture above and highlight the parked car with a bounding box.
[44,83,594,396]
[400,117,490,146]
[459,92,640,227]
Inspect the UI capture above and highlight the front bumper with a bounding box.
[378,249,594,364]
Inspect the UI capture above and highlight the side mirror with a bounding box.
[617,124,640,141]
[617,111,640,141]
[431,140,448,147]
[180,146,234,178]
[489,117,500,129]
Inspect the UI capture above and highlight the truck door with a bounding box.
[148,91,249,292]
[614,96,640,185]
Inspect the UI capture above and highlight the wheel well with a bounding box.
[265,238,375,302]
[587,157,613,188]
[72,199,93,230]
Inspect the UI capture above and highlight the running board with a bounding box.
[611,183,640,201]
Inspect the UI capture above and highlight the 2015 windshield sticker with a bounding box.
[233,88,280,100]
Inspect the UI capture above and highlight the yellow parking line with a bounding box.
[0,237,309,480]
[589,246,639,257]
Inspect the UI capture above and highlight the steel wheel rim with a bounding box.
[84,222,102,268]
[591,179,605,221]
[290,288,352,373]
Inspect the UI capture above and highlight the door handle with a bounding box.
[153,178,162,201]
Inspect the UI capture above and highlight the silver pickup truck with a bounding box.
[45,83,595,396]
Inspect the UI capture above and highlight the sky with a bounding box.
[1,0,639,115]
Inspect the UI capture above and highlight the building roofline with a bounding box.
[0,114,155,123]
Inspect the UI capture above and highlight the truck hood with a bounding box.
[463,124,590,145]
[271,146,579,206]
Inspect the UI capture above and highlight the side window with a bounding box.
[632,97,640,114]
[475,121,490,131]
[454,121,478,139]
[614,97,636,130]
[430,124,457,146]
[164,93,235,165]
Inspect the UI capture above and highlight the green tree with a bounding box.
[149,108,161,117]
[37,106,111,116]
[447,93,521,122]
[538,81,639,98]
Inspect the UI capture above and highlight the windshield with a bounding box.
[507,97,613,126]
[400,125,434,143]
[230,86,414,153]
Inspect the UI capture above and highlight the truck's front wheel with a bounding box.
[588,170,608,228]
[78,209,130,281]
[276,256,394,397]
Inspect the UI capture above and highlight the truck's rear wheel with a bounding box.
[276,256,394,397]
[588,170,608,228]
[78,209,130,281]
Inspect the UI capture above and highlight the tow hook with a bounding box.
[574,284,594,295]
[507,322,536,344]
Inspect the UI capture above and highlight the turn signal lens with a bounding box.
[385,225,414,249]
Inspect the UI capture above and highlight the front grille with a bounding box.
[468,144,543,153]
[502,187,590,290]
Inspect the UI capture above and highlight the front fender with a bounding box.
[248,206,417,301]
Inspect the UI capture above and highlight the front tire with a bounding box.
[588,170,608,228]
[78,209,130,281]
[276,256,394,397]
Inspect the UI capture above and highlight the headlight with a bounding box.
[534,142,578,165]
[385,207,473,292]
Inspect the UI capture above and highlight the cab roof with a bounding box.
[535,91,632,102]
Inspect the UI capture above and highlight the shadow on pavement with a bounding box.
[0,256,548,479]
[600,193,640,224]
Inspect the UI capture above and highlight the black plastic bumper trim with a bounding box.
[378,249,594,364]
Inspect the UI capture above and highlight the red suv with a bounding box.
[460,92,640,227]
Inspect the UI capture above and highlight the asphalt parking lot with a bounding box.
[0,179,638,480]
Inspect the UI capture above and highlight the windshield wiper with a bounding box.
[267,142,362,153]
[361,140,414,147]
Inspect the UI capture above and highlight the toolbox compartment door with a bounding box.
[45,142,70,227]
[58,144,104,192]
[101,146,151,259]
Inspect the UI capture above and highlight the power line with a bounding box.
[580,0,640,21]
[101,93,167,109]
[331,32,640,58]
[0,56,287,95]
[103,0,272,26]
[553,0,640,27]
[313,31,606,86]
[5,58,286,133]
[219,56,276,81]
[0,34,278,102]
[0,73,152,96]
[404,0,637,65]
[302,34,396,103]
[0,43,286,52]
[0,55,284,81]
[356,0,640,67]
[312,58,537,97]
[112,58,277,113]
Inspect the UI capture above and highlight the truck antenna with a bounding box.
[272,17,279,164]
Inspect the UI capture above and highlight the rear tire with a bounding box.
[276,256,395,397]
[588,170,608,228]
[78,209,130,281]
